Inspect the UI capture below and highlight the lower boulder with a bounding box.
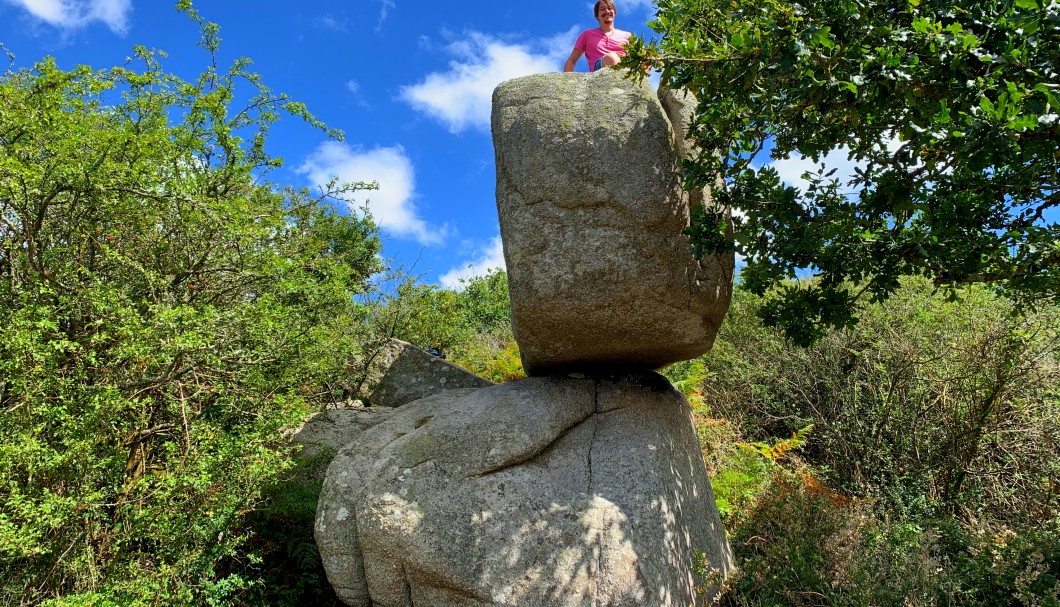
[315,373,732,606]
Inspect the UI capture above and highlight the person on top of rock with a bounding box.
[562,0,631,73]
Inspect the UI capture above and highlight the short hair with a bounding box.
[594,0,616,17]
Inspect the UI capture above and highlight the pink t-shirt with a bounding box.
[574,28,631,71]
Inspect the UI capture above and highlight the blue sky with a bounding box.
[0,0,672,288]
[4,0,954,290]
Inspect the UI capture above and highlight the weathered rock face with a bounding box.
[657,86,714,211]
[314,72,736,607]
[291,407,397,461]
[315,374,732,607]
[368,339,494,408]
[491,70,733,375]
[286,407,398,495]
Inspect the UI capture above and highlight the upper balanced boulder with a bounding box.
[491,70,734,375]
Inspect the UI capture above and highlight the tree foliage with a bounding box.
[364,269,523,383]
[625,0,1060,344]
[0,10,379,605]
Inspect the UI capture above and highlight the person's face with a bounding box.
[596,3,616,26]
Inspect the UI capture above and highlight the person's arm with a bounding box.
[563,48,583,72]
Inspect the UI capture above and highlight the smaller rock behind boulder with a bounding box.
[368,339,493,407]
[290,407,397,461]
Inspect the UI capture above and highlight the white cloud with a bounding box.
[344,79,371,108]
[770,147,860,194]
[399,29,575,134]
[5,0,130,33]
[313,14,348,33]
[768,136,902,193]
[297,141,445,246]
[377,0,394,30]
[439,236,506,289]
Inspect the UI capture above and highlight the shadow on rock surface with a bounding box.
[315,373,732,607]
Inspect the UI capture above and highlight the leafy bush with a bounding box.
[365,277,467,353]
[0,14,379,606]
[366,269,524,382]
[720,466,941,607]
[696,279,1060,606]
[231,449,344,607]
[453,337,524,383]
[717,465,1060,606]
[705,279,1060,522]
[944,518,1060,606]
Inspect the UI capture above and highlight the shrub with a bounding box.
[231,449,344,607]
[697,279,1060,606]
[366,269,524,382]
[704,279,1060,523]
[0,13,379,605]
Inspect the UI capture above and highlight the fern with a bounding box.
[738,424,814,461]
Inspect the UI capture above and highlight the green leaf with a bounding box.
[980,96,996,115]
[934,101,951,124]
[811,26,835,49]
[1008,114,1037,130]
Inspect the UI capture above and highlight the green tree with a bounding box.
[0,9,380,605]
[373,269,511,350]
[625,0,1059,344]
[363,269,521,382]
